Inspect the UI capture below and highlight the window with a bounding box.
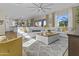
[57,14,68,27]
[35,19,47,27]
[56,11,68,32]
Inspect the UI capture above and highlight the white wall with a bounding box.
[5,17,14,31]
[5,17,10,31]
[0,16,14,32]
[68,8,73,28]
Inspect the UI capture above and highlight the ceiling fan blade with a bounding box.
[33,3,39,7]
[41,9,46,15]
[43,4,54,7]
[40,3,43,7]
[38,9,41,12]
[26,7,38,8]
[43,8,52,9]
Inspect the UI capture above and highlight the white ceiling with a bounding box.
[0,3,79,19]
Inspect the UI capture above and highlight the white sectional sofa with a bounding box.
[17,26,70,42]
[17,27,45,41]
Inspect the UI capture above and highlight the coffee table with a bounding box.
[36,32,59,45]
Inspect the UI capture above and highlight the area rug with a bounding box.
[23,37,68,56]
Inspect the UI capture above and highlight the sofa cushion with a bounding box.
[32,30,41,32]
[26,27,31,32]
[18,27,26,32]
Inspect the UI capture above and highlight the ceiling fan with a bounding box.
[27,3,54,15]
